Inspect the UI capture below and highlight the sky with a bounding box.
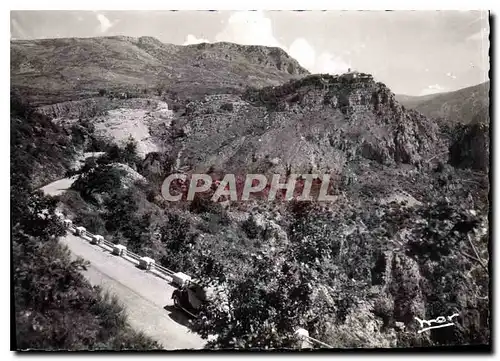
[10,10,490,95]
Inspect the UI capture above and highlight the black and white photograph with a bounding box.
[10,8,491,352]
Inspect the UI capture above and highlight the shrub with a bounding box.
[189,192,223,214]
[96,137,141,169]
[58,190,91,214]
[220,102,234,112]
[87,135,110,152]
[241,216,261,239]
[75,211,106,235]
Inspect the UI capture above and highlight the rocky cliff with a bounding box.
[161,73,444,179]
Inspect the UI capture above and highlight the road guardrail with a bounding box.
[60,215,329,348]
[62,219,176,278]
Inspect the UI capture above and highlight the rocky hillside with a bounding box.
[397,82,490,126]
[157,73,444,179]
[11,36,308,106]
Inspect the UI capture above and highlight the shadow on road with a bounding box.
[163,305,197,331]
[148,269,176,286]
[129,265,179,289]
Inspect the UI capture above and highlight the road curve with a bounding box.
[42,177,205,350]
[60,233,205,350]
[40,176,78,197]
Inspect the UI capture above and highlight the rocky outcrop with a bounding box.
[188,42,309,76]
[242,212,288,246]
[36,98,103,120]
[178,74,442,175]
[109,162,147,189]
[36,98,170,121]
[139,152,175,181]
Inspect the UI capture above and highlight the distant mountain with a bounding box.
[11,36,309,105]
[396,81,490,126]
[394,93,441,109]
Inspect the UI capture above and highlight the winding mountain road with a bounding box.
[42,178,206,350]
[40,176,78,197]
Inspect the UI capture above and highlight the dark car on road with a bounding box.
[172,282,208,318]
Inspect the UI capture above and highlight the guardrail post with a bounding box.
[64,222,178,281]
[63,219,73,228]
[74,226,86,236]
[112,244,127,256]
[294,328,311,349]
[172,272,192,287]
[91,234,104,245]
[139,257,155,270]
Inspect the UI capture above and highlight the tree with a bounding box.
[122,212,154,252]
[192,246,334,349]
[123,136,141,168]
[72,165,125,204]
[103,190,139,234]
[157,213,197,271]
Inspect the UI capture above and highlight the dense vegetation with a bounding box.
[19,80,490,350]
[64,152,490,349]
[10,92,77,188]
[11,102,162,350]
[188,192,489,349]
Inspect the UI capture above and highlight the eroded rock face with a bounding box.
[36,98,168,120]
[189,42,309,76]
[89,101,173,158]
[177,74,442,175]
[36,98,101,120]
[109,162,147,188]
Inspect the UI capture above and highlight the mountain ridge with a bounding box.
[396,81,490,126]
[11,36,309,106]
